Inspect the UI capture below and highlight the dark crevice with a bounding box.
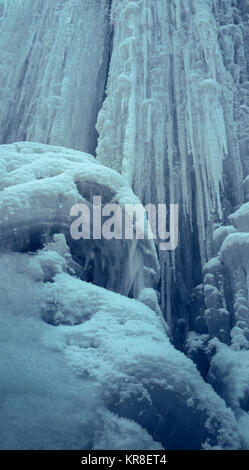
[88,1,114,157]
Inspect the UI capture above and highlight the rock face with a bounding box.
[1,0,249,450]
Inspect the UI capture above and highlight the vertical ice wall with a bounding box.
[96,0,249,336]
[212,0,249,177]
[97,0,243,258]
[0,0,111,154]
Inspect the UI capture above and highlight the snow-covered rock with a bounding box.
[0,142,159,297]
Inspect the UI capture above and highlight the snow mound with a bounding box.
[0,237,244,449]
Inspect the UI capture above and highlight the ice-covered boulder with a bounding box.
[220,232,249,350]
[212,226,238,254]
[229,202,249,233]
[208,337,249,446]
[0,142,159,297]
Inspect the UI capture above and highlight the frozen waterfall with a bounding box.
[1,0,249,451]
[0,0,111,154]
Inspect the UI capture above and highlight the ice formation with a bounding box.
[0,0,111,154]
[97,0,242,253]
[96,0,248,330]
[1,0,249,451]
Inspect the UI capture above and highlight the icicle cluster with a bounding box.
[96,0,244,267]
